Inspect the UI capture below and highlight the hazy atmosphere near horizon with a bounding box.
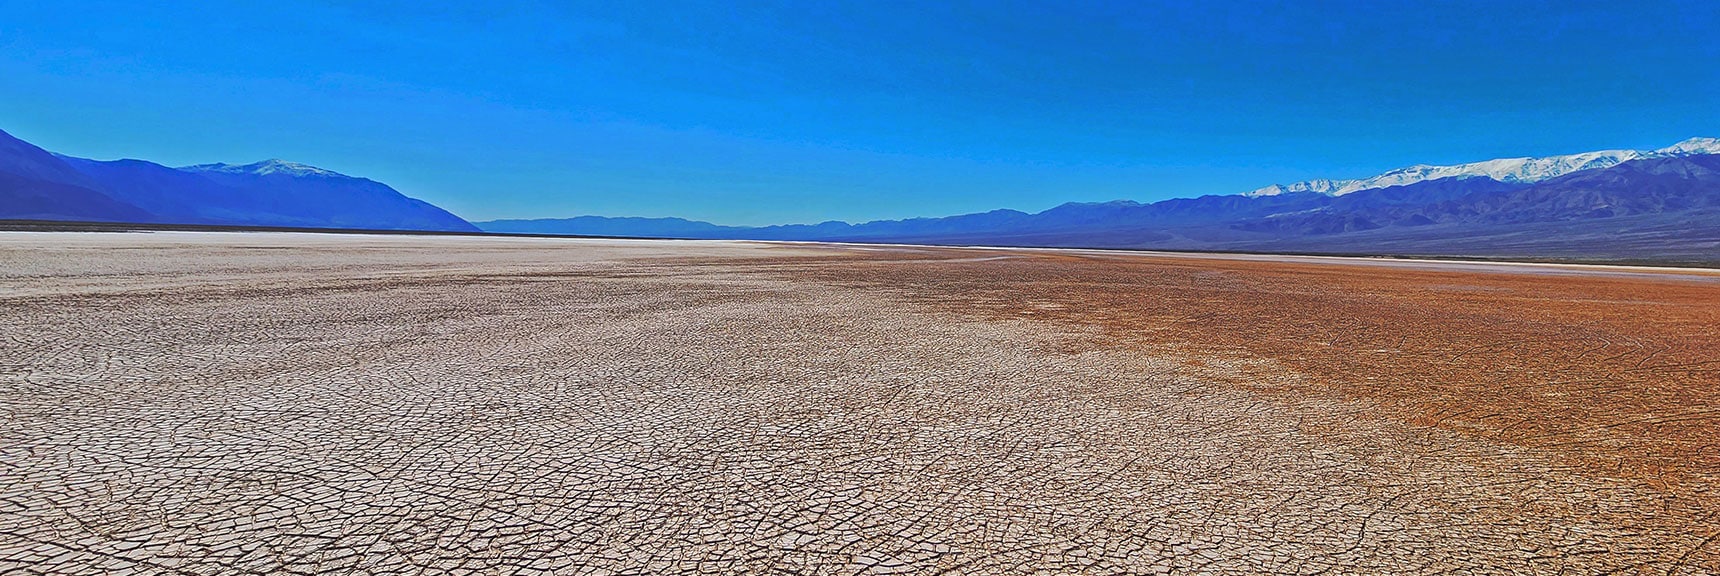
[5,2,1720,575]
[4,0,1718,225]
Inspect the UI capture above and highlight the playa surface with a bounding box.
[2,232,1716,574]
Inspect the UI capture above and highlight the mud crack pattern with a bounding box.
[1,233,1716,574]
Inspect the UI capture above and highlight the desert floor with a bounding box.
[2,232,1716,575]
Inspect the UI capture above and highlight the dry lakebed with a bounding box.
[2,231,1717,574]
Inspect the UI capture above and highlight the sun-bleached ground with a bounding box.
[2,232,1716,574]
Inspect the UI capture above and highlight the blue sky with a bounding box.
[3,1,1717,225]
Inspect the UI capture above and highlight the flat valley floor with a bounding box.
[2,232,1717,575]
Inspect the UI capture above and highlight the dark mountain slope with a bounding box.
[1455,155,1720,223]
[175,161,479,232]
[0,129,152,222]
[1,128,477,231]
[55,156,261,225]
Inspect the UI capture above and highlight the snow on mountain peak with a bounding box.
[1655,137,1720,156]
[181,159,346,178]
[1246,179,1350,197]
[1246,138,1719,197]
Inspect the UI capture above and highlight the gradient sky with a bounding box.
[3,1,1718,225]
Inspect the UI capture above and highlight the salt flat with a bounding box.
[2,232,1715,574]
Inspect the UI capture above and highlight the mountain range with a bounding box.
[478,139,1720,263]
[1246,138,1720,197]
[3,126,1717,263]
[0,128,475,232]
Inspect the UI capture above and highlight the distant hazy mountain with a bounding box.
[0,129,152,222]
[0,128,476,232]
[7,123,1716,263]
[481,216,746,237]
[479,140,1720,263]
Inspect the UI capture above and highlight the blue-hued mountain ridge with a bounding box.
[3,126,1718,262]
[0,128,475,232]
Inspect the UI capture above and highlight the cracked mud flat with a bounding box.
[2,232,1717,575]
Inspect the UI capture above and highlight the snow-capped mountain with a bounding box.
[8,122,1717,262]
[182,159,346,178]
[1656,137,1720,156]
[1247,137,1720,197]
[1247,178,1351,196]
[173,159,477,231]
[481,148,1720,262]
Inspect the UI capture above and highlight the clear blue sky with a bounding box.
[3,1,1717,225]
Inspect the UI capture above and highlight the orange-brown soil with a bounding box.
[787,249,1720,545]
[793,249,1720,498]
[3,232,1716,574]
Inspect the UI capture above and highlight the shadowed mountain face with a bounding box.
[54,157,265,225]
[0,128,477,232]
[1458,155,1720,222]
[175,161,477,232]
[0,129,152,222]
